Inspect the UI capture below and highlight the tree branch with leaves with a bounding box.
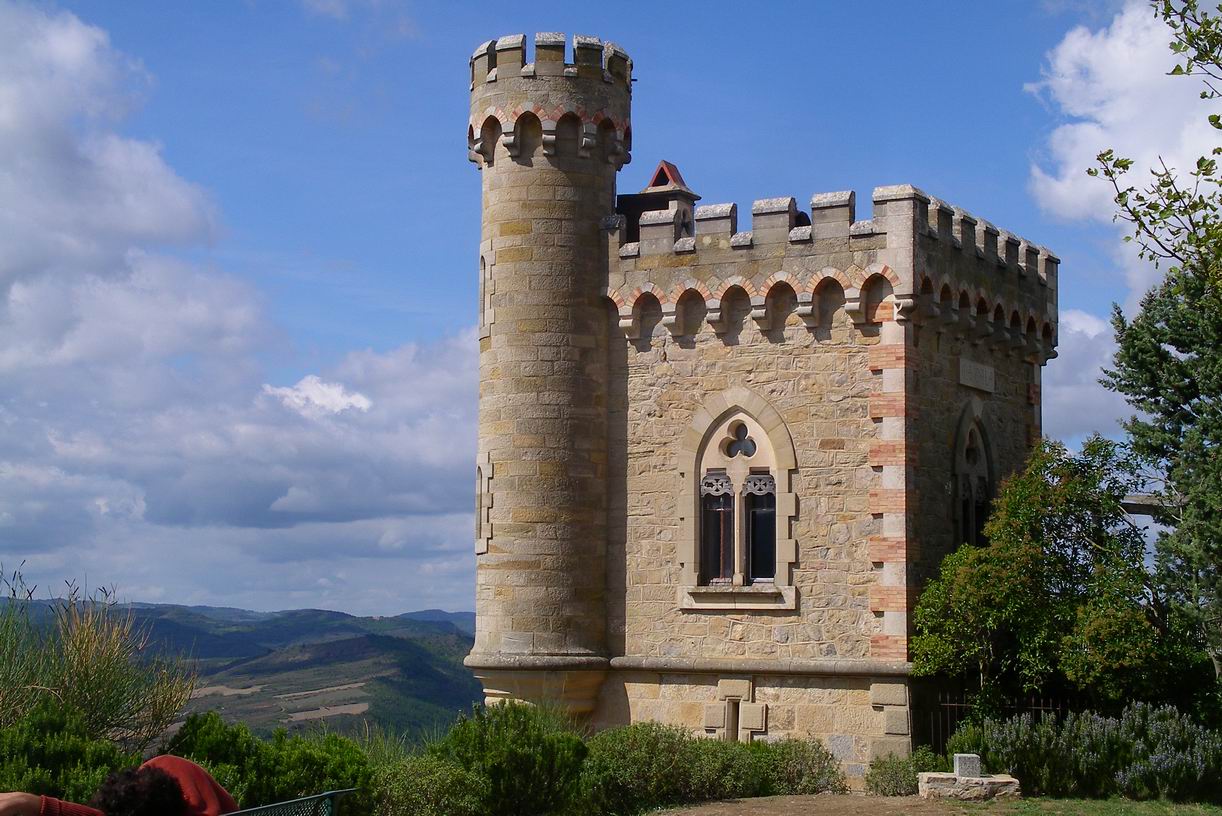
[1091,0,1222,682]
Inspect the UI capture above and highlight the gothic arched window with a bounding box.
[744,473,776,581]
[700,471,734,583]
[695,416,777,585]
[953,405,994,547]
[678,387,799,611]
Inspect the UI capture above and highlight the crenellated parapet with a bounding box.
[605,181,1058,363]
[468,34,632,171]
[917,194,1059,359]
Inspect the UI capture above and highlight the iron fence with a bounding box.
[911,685,1085,754]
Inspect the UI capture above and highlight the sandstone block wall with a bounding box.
[464,31,1059,771]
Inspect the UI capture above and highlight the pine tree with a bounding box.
[1094,0,1222,678]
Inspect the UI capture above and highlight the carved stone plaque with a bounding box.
[959,359,995,393]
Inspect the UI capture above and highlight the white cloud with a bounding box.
[1027,0,1217,300]
[1042,309,1132,443]
[264,375,372,419]
[301,0,351,19]
[0,3,215,290]
[0,2,477,616]
[1026,2,1214,445]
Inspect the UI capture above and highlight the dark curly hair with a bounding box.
[89,766,187,816]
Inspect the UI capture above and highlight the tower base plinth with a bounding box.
[465,654,608,716]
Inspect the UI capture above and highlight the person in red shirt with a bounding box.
[0,755,238,816]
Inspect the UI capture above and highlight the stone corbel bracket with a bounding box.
[500,121,520,158]
[475,452,494,555]
[661,303,681,337]
[793,291,817,328]
[892,295,917,324]
[749,296,769,330]
[618,305,639,341]
[844,287,866,325]
[705,299,726,333]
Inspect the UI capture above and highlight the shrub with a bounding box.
[50,585,196,751]
[864,746,948,796]
[0,571,53,729]
[945,703,1222,802]
[0,569,196,751]
[753,737,847,795]
[0,699,138,802]
[1113,704,1222,802]
[165,712,373,814]
[582,724,843,814]
[370,754,485,816]
[683,737,769,802]
[581,722,693,815]
[428,702,587,816]
[354,722,414,773]
[911,745,949,774]
[864,753,916,796]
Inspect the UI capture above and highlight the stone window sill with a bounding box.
[679,583,797,611]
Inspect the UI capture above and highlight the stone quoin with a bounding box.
[463,32,1059,779]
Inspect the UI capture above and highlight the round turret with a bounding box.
[464,33,631,713]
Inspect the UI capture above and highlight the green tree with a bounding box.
[912,438,1207,707]
[1092,0,1222,679]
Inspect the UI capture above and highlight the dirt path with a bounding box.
[285,703,369,721]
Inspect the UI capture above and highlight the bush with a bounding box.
[428,702,587,816]
[581,722,693,815]
[582,723,845,814]
[370,754,485,816]
[945,703,1222,802]
[683,737,769,802]
[864,746,948,796]
[0,569,196,751]
[864,753,916,796]
[0,571,54,730]
[752,738,847,795]
[0,699,138,802]
[165,712,373,814]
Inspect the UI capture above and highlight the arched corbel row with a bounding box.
[605,267,1054,350]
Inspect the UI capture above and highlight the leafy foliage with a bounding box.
[863,746,946,796]
[581,722,694,814]
[0,568,196,751]
[912,439,1209,708]
[427,702,587,816]
[753,736,848,795]
[682,737,770,803]
[0,699,138,803]
[0,570,53,730]
[164,711,373,815]
[948,703,1222,802]
[864,754,917,796]
[369,754,485,816]
[580,722,844,815]
[1091,0,1222,684]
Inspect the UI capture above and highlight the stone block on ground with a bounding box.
[918,771,1021,801]
[953,752,981,778]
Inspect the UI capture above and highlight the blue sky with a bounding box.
[0,0,1212,614]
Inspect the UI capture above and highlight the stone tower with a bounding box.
[464,34,632,713]
[464,33,1059,778]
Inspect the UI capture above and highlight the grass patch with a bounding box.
[965,799,1222,815]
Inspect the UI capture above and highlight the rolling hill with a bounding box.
[38,601,483,737]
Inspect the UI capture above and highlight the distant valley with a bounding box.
[22,600,482,737]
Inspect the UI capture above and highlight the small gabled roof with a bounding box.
[640,159,699,200]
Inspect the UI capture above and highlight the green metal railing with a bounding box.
[225,789,356,816]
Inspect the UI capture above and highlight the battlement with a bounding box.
[615,184,1055,285]
[608,180,1059,359]
[468,34,632,171]
[470,33,632,90]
